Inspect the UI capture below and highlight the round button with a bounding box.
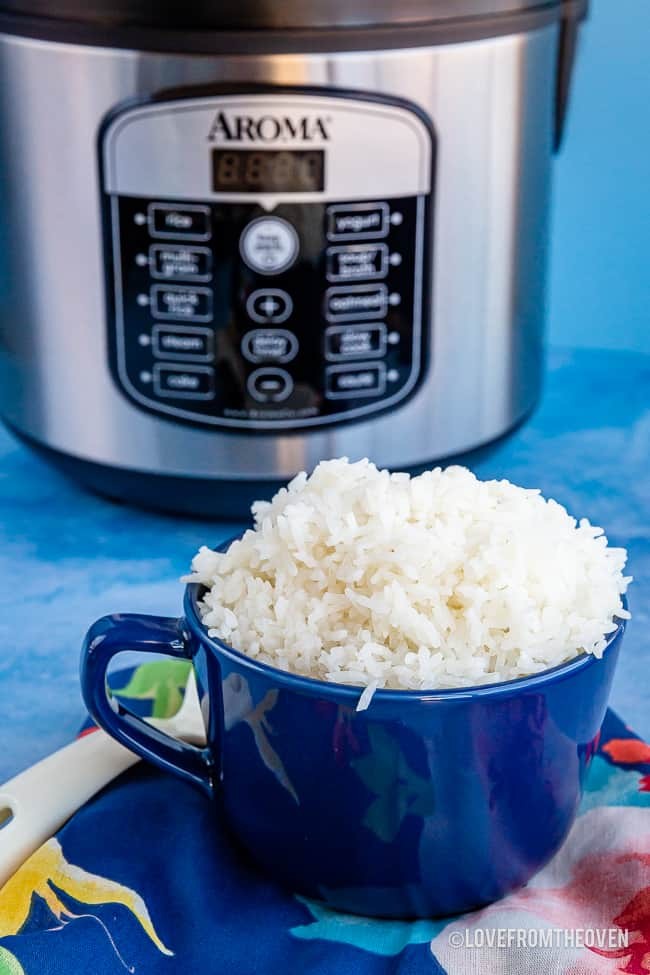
[246,288,293,324]
[242,330,298,364]
[247,367,294,403]
[240,217,299,276]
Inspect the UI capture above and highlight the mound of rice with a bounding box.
[186,459,630,697]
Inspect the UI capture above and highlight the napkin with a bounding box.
[0,663,649,975]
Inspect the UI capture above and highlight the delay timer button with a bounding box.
[240,217,299,275]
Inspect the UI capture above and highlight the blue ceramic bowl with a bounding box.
[80,540,626,918]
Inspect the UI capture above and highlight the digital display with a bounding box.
[212,149,325,193]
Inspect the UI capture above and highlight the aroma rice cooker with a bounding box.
[0,1,587,516]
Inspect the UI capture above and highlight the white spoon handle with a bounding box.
[0,730,138,889]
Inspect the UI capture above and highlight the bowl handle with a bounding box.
[80,614,215,798]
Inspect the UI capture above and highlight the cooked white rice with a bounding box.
[186,459,631,695]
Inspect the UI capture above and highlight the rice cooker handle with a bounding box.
[554,0,589,151]
[80,614,216,798]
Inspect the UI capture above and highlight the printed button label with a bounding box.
[326,244,388,282]
[149,204,211,240]
[154,365,215,399]
[327,203,389,241]
[325,324,386,361]
[151,286,213,322]
[150,245,212,281]
[325,363,386,399]
[324,285,388,321]
[152,326,213,361]
[240,217,299,275]
[242,330,298,364]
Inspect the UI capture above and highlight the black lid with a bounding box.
[0,0,587,53]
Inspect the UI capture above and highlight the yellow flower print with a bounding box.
[0,838,172,958]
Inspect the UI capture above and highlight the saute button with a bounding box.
[242,330,298,364]
[327,203,389,241]
[240,217,299,275]
[149,204,211,240]
[151,285,212,322]
[246,289,293,324]
[152,325,213,361]
[326,244,388,282]
[247,367,294,403]
[154,365,215,399]
[325,363,386,399]
[325,324,386,361]
[150,245,212,281]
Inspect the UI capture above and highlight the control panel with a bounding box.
[101,91,434,431]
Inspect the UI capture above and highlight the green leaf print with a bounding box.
[112,659,192,718]
[0,948,26,975]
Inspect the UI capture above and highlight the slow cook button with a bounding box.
[325,323,386,361]
[325,363,386,399]
[151,285,212,322]
[150,245,212,281]
[242,329,298,364]
[326,244,388,282]
[247,367,294,403]
[152,325,213,361]
[149,203,211,240]
[327,202,389,241]
[154,365,215,400]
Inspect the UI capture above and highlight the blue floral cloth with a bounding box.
[1,666,649,975]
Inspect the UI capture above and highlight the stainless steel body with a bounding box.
[0,27,555,484]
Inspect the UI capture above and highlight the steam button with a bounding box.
[240,217,299,275]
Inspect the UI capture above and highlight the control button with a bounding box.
[325,284,388,321]
[242,330,298,364]
[327,202,389,241]
[154,364,215,399]
[152,325,213,362]
[246,289,293,324]
[240,217,299,275]
[151,285,212,322]
[326,244,388,283]
[325,363,386,399]
[149,204,211,241]
[150,245,212,282]
[325,323,386,361]
[247,367,294,403]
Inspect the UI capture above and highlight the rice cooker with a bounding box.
[0,1,587,516]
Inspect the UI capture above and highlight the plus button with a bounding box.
[247,289,293,325]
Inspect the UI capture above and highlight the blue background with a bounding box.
[549,0,650,354]
[0,0,648,785]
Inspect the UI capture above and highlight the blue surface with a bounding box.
[0,346,648,783]
[80,573,625,918]
[548,0,650,355]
